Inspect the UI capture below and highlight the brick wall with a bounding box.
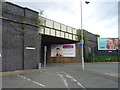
[2,2,40,71]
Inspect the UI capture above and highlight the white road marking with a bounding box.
[104,72,118,77]
[57,72,69,88]
[61,71,86,89]
[18,75,45,87]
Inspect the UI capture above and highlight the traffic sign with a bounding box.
[78,44,83,47]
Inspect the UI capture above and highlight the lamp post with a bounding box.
[80,0,90,71]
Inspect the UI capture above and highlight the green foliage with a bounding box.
[77,29,88,41]
[95,34,100,38]
[87,52,93,62]
[87,52,119,62]
[95,34,100,41]
[38,17,46,26]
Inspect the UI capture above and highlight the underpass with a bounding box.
[38,16,82,66]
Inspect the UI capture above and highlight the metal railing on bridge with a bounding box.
[38,16,79,41]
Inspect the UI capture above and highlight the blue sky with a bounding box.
[7,0,119,38]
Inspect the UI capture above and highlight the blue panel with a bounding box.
[78,44,83,47]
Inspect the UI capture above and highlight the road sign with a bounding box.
[78,44,83,47]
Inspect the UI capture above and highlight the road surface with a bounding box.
[2,63,119,89]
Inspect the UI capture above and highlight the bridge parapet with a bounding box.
[38,16,79,41]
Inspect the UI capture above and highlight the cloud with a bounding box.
[7,0,120,2]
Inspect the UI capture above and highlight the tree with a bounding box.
[95,34,100,39]
[77,29,88,42]
[95,34,100,43]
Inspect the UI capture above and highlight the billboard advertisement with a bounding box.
[98,38,118,50]
[51,44,76,57]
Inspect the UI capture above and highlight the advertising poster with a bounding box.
[51,44,76,57]
[98,38,118,50]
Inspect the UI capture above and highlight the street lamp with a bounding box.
[80,0,90,71]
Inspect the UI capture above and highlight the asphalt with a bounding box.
[1,62,119,88]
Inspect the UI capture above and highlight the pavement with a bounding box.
[1,62,119,89]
